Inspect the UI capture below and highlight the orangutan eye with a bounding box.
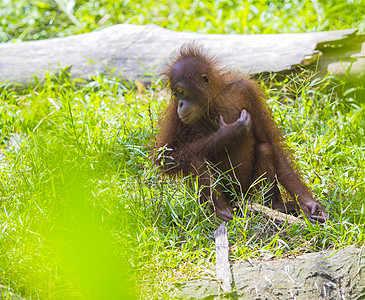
[201,75,209,84]
[177,87,184,96]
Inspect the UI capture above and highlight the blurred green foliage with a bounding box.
[0,0,364,42]
[1,0,365,299]
[0,67,364,299]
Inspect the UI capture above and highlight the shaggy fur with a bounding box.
[154,43,327,222]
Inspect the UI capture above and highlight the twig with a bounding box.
[249,203,305,225]
[214,223,232,293]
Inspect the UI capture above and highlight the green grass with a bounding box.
[0,68,364,299]
[1,0,365,299]
[1,0,364,42]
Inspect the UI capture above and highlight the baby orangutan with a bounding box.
[154,43,327,223]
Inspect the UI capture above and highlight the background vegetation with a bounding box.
[1,0,364,42]
[0,0,364,299]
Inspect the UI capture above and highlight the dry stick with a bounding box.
[214,223,232,293]
[249,203,305,225]
[213,204,302,294]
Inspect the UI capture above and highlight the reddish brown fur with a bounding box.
[154,44,327,222]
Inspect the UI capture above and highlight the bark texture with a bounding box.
[0,24,364,85]
[214,223,232,293]
[178,246,365,299]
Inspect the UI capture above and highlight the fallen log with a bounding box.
[0,24,364,85]
[177,245,365,299]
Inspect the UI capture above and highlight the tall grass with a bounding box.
[0,67,364,298]
[1,0,364,42]
[1,0,365,298]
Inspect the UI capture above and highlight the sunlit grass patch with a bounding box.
[1,0,364,42]
[0,67,364,298]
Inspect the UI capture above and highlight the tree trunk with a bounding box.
[0,24,364,85]
[177,246,365,299]
[177,246,365,300]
